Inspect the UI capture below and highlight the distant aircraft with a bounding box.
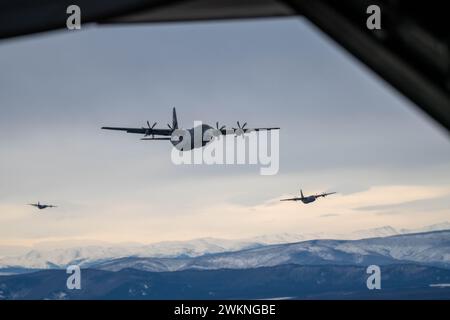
[280,189,336,204]
[102,107,280,151]
[28,202,57,210]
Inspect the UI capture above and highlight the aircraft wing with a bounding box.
[247,127,280,132]
[101,127,173,136]
[280,197,300,201]
[220,127,280,135]
[316,192,336,198]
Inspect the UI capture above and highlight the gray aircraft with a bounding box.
[280,189,336,204]
[28,202,57,210]
[102,107,279,151]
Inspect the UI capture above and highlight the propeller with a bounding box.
[216,122,226,131]
[143,121,157,137]
[210,121,226,138]
[234,121,247,137]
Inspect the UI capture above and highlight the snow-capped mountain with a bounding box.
[90,230,450,272]
[0,222,449,270]
[247,227,399,245]
[400,222,450,234]
[246,222,450,244]
[0,238,261,269]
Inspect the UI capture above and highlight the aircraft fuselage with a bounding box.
[171,124,216,151]
[301,196,316,204]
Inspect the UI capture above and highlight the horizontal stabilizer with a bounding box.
[141,137,172,141]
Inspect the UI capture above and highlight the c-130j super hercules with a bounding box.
[28,202,57,210]
[280,189,336,204]
[102,107,280,151]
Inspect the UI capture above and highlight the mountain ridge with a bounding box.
[2,229,448,272]
[1,264,450,300]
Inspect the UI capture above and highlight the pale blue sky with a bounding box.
[0,18,449,246]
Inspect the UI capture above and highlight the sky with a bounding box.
[0,17,449,247]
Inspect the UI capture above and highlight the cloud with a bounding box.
[355,194,450,215]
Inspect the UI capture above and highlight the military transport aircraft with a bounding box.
[102,107,280,151]
[28,202,57,210]
[280,189,336,204]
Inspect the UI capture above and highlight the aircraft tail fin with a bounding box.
[172,107,178,129]
[300,189,304,198]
